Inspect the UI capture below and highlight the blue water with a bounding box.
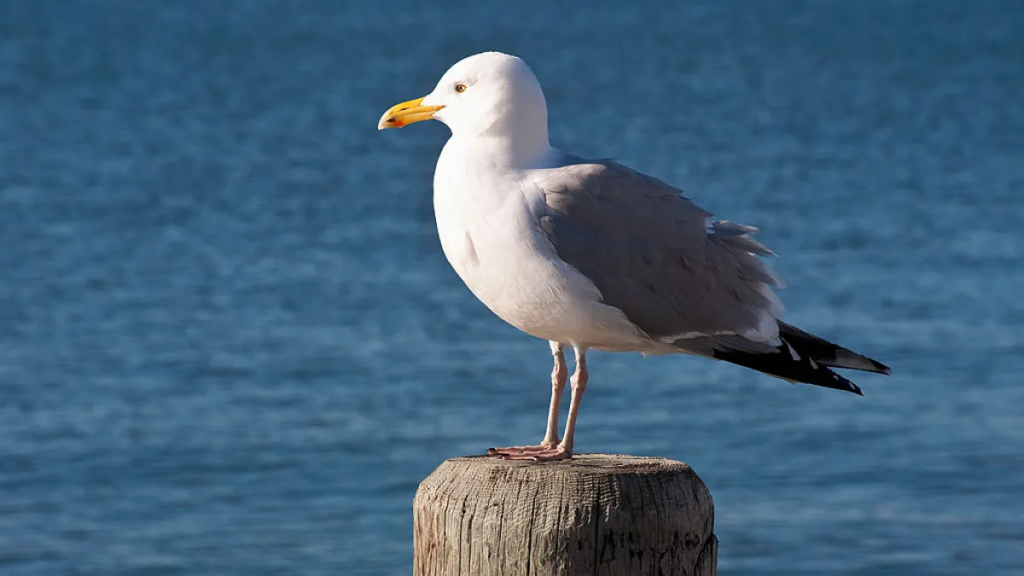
[1,1,1022,574]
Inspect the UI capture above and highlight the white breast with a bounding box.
[431,140,652,351]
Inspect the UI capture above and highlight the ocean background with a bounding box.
[1,1,1022,574]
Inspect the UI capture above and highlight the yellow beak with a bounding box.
[377,97,444,130]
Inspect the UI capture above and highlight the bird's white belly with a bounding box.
[433,180,648,351]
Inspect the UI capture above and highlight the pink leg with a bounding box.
[488,342,567,458]
[542,342,568,446]
[500,346,587,462]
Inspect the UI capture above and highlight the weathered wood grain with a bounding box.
[413,454,716,576]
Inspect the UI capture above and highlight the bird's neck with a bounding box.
[448,129,552,172]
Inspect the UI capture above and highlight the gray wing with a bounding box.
[531,158,784,351]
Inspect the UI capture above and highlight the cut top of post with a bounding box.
[413,454,717,576]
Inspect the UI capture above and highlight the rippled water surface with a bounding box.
[1,1,1022,574]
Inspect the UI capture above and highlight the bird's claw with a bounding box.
[488,443,572,461]
[488,443,555,456]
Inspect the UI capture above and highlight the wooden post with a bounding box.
[413,454,717,576]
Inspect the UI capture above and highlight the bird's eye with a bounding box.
[454,83,467,93]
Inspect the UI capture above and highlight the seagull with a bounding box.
[378,52,889,461]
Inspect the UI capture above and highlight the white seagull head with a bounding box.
[378,52,548,144]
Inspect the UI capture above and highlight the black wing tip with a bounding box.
[824,370,864,396]
[792,371,864,395]
[778,321,891,376]
[713,346,868,395]
[849,354,891,375]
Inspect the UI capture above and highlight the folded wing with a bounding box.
[530,158,888,394]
